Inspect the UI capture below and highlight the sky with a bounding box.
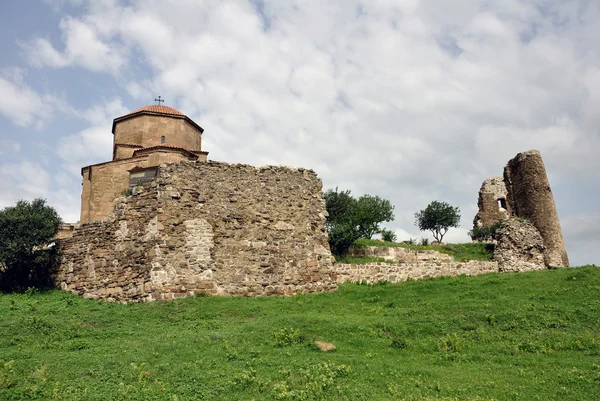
[0,0,598,266]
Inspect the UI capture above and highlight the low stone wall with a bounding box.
[335,260,499,284]
[348,245,454,263]
[57,160,337,302]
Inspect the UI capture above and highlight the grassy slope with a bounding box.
[1,267,599,400]
[353,239,495,262]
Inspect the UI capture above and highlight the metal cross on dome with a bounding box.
[154,96,164,105]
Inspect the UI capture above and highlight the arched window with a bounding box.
[161,136,166,144]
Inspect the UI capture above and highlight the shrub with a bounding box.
[272,328,304,347]
[469,223,501,242]
[380,229,397,243]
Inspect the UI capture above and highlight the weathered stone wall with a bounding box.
[504,150,569,267]
[59,161,337,301]
[335,260,499,284]
[55,223,76,239]
[473,177,510,228]
[493,218,546,272]
[113,115,202,160]
[338,244,557,284]
[348,245,453,263]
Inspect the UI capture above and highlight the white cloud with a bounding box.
[0,161,80,223]
[22,16,126,74]
[57,98,128,176]
[10,0,600,263]
[562,214,600,266]
[0,74,54,129]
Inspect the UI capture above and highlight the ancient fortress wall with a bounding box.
[334,244,548,284]
[348,245,455,262]
[58,161,337,302]
[504,150,569,267]
[335,260,499,284]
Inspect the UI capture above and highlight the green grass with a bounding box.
[353,239,495,262]
[1,266,599,400]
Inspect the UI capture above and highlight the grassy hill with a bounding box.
[1,266,599,400]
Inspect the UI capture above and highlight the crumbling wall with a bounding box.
[348,245,454,263]
[504,150,569,267]
[58,161,337,301]
[492,218,546,272]
[473,177,510,228]
[335,260,499,284]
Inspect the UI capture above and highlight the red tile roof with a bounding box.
[128,105,184,117]
[114,143,143,148]
[135,143,209,154]
[132,144,198,159]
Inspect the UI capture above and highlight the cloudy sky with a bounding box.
[1,0,598,265]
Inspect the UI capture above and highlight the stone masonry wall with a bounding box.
[473,177,510,228]
[336,244,552,285]
[348,245,454,263]
[58,160,337,301]
[335,260,499,284]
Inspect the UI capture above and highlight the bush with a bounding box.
[469,223,501,242]
[0,199,61,291]
[380,229,397,243]
[272,328,305,347]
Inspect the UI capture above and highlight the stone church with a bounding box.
[80,105,209,223]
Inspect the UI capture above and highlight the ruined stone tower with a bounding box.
[473,149,569,268]
[503,150,569,267]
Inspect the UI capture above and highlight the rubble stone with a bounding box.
[493,218,546,272]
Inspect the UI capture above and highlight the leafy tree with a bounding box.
[414,201,461,244]
[0,199,62,291]
[324,188,360,255]
[324,188,395,255]
[355,195,395,239]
